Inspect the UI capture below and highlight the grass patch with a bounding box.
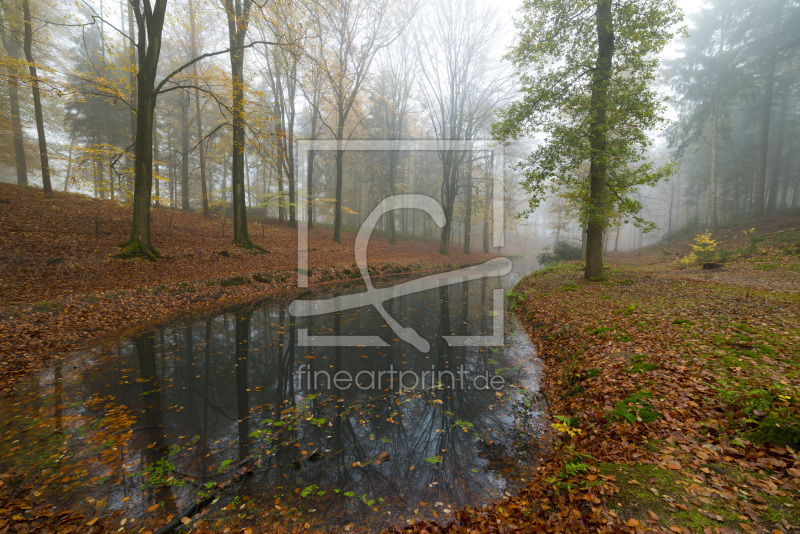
[628,362,660,374]
[595,463,740,530]
[607,391,659,424]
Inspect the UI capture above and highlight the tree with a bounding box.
[373,38,415,245]
[121,0,169,259]
[298,57,325,228]
[22,0,50,192]
[189,0,209,217]
[224,0,255,247]
[0,0,28,186]
[417,0,507,255]
[493,0,681,279]
[64,15,131,198]
[305,0,412,242]
[257,2,301,226]
[666,5,744,229]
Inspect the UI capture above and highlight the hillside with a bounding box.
[0,183,494,388]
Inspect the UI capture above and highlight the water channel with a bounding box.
[0,254,546,531]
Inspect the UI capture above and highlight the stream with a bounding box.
[0,254,547,531]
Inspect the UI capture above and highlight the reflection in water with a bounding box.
[0,256,546,531]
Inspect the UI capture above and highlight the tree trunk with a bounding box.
[276,141,285,222]
[189,0,209,217]
[285,63,297,227]
[781,134,795,209]
[124,0,167,260]
[766,87,788,213]
[6,67,27,185]
[180,89,190,210]
[709,95,718,229]
[22,0,51,193]
[126,68,159,257]
[127,0,137,184]
[230,54,251,246]
[388,146,399,245]
[753,50,776,217]
[0,20,28,186]
[463,157,472,253]
[483,164,491,253]
[585,0,614,280]
[225,0,253,247]
[153,129,160,207]
[307,148,314,228]
[438,151,457,255]
[63,127,75,192]
[333,124,344,243]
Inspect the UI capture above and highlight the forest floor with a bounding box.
[0,183,496,390]
[3,181,800,534]
[441,215,800,534]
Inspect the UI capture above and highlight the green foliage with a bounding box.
[506,288,528,310]
[142,457,183,487]
[608,391,660,423]
[493,0,683,229]
[537,240,583,266]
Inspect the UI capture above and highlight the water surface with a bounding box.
[0,255,546,530]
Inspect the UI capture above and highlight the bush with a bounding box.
[538,240,583,266]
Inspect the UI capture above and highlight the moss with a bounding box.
[747,412,800,449]
[253,273,273,284]
[115,240,161,261]
[607,391,659,424]
[596,463,741,531]
[628,362,660,374]
[219,275,250,287]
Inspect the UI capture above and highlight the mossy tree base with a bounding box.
[116,240,161,261]
[233,238,267,254]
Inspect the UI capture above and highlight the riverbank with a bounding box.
[488,237,800,533]
[0,183,495,390]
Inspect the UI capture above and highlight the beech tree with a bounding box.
[305,0,413,243]
[493,0,682,279]
[224,0,254,247]
[22,0,51,193]
[416,0,506,255]
[122,0,169,259]
[374,37,414,245]
[0,0,28,186]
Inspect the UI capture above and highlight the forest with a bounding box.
[1,0,800,532]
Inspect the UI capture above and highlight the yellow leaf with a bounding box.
[87,517,99,526]
[147,504,160,512]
